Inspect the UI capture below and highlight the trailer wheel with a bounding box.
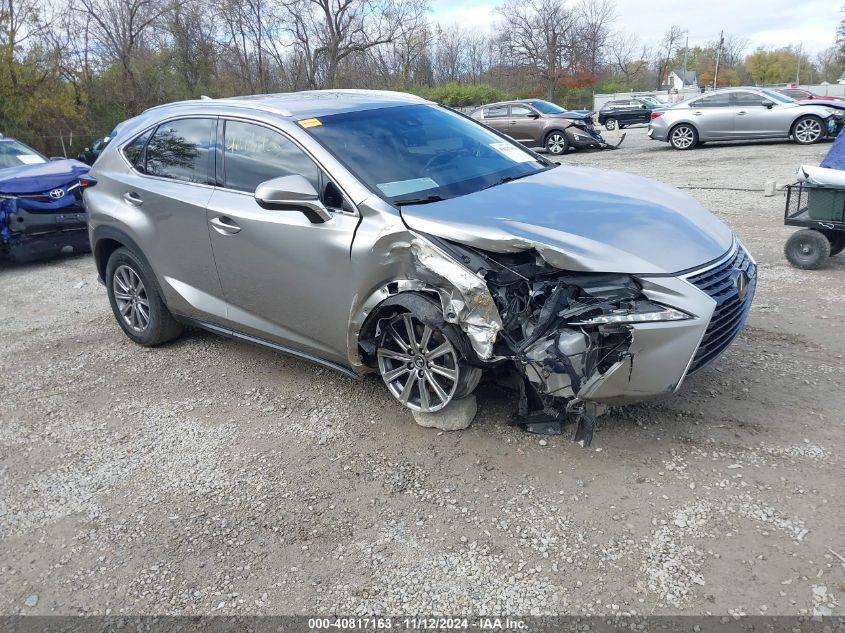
[785,229,830,269]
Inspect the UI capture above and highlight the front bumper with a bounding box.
[0,196,89,261]
[576,242,756,405]
[566,126,607,149]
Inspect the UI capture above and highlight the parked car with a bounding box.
[799,99,845,136]
[597,98,654,130]
[469,99,607,155]
[776,87,845,102]
[85,90,754,444]
[648,88,839,150]
[0,135,90,261]
[76,136,112,165]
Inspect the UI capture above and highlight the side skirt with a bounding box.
[180,317,361,380]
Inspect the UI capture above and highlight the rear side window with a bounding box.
[122,129,151,168]
[692,93,732,108]
[222,120,320,193]
[145,118,214,184]
[483,105,508,118]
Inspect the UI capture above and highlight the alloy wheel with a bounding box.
[546,133,567,155]
[377,313,461,413]
[605,118,617,131]
[112,264,150,332]
[671,125,696,149]
[794,118,822,144]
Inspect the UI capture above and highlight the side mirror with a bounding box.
[528,112,540,119]
[761,99,774,109]
[254,174,331,223]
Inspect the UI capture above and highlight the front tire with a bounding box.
[792,116,824,145]
[784,229,830,269]
[669,124,698,150]
[544,131,569,155]
[106,247,183,345]
[376,312,481,413]
[604,118,618,131]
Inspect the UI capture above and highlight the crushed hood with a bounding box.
[0,159,89,195]
[400,165,734,275]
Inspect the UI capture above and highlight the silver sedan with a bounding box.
[648,88,839,150]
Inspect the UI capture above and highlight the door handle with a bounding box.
[122,191,143,206]
[737,111,747,115]
[209,215,241,235]
[692,111,703,116]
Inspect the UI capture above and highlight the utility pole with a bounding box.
[796,44,802,85]
[713,30,724,89]
[683,35,689,82]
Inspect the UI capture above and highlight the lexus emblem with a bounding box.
[49,188,65,200]
[731,268,750,301]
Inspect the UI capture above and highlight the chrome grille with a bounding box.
[686,244,756,374]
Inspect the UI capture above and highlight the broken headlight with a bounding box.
[569,301,691,326]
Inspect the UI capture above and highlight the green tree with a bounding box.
[745,47,809,85]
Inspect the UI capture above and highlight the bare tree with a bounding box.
[607,30,649,85]
[285,0,428,89]
[496,0,575,101]
[574,0,614,76]
[654,25,685,90]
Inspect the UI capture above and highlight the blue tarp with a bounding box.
[821,129,845,170]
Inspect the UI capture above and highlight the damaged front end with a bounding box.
[425,236,712,445]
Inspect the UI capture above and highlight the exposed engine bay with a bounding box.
[428,236,678,445]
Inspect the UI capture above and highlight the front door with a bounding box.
[206,119,358,365]
[508,104,541,145]
[732,91,779,137]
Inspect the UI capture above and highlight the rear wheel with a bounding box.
[669,124,698,150]
[376,312,481,413]
[792,116,824,145]
[604,118,618,131]
[784,229,830,269]
[545,131,569,155]
[106,247,183,345]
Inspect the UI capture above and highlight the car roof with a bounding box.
[143,89,430,120]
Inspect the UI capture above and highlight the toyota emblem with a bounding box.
[49,188,65,200]
[730,268,750,301]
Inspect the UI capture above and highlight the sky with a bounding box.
[429,0,838,56]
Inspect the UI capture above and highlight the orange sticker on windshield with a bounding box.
[298,118,322,128]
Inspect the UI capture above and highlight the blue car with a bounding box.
[0,136,90,261]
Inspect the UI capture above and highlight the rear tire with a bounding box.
[792,116,824,145]
[784,229,830,269]
[105,247,183,346]
[669,124,698,150]
[604,118,618,131]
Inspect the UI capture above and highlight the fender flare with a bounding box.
[91,225,167,302]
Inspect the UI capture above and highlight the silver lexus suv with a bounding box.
[85,90,755,443]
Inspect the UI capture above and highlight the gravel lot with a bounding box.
[1,126,844,617]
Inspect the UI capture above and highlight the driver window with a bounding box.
[734,92,765,107]
[510,105,534,118]
[222,120,321,194]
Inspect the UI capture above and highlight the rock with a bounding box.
[24,594,38,608]
[412,395,477,431]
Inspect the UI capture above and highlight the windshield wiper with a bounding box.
[394,194,447,206]
[481,169,548,192]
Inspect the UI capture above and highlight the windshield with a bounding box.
[638,96,660,107]
[304,104,548,205]
[528,100,567,114]
[0,139,47,170]
[763,90,795,104]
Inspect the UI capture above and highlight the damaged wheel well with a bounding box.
[357,291,483,370]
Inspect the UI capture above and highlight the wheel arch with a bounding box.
[667,120,701,146]
[790,113,825,137]
[92,226,167,303]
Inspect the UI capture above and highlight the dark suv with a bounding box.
[469,99,605,155]
[598,98,654,130]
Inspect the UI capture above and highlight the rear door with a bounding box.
[480,105,510,134]
[206,118,358,364]
[116,117,224,321]
[508,104,541,145]
[686,92,734,139]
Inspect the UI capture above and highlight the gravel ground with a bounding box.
[1,126,844,617]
